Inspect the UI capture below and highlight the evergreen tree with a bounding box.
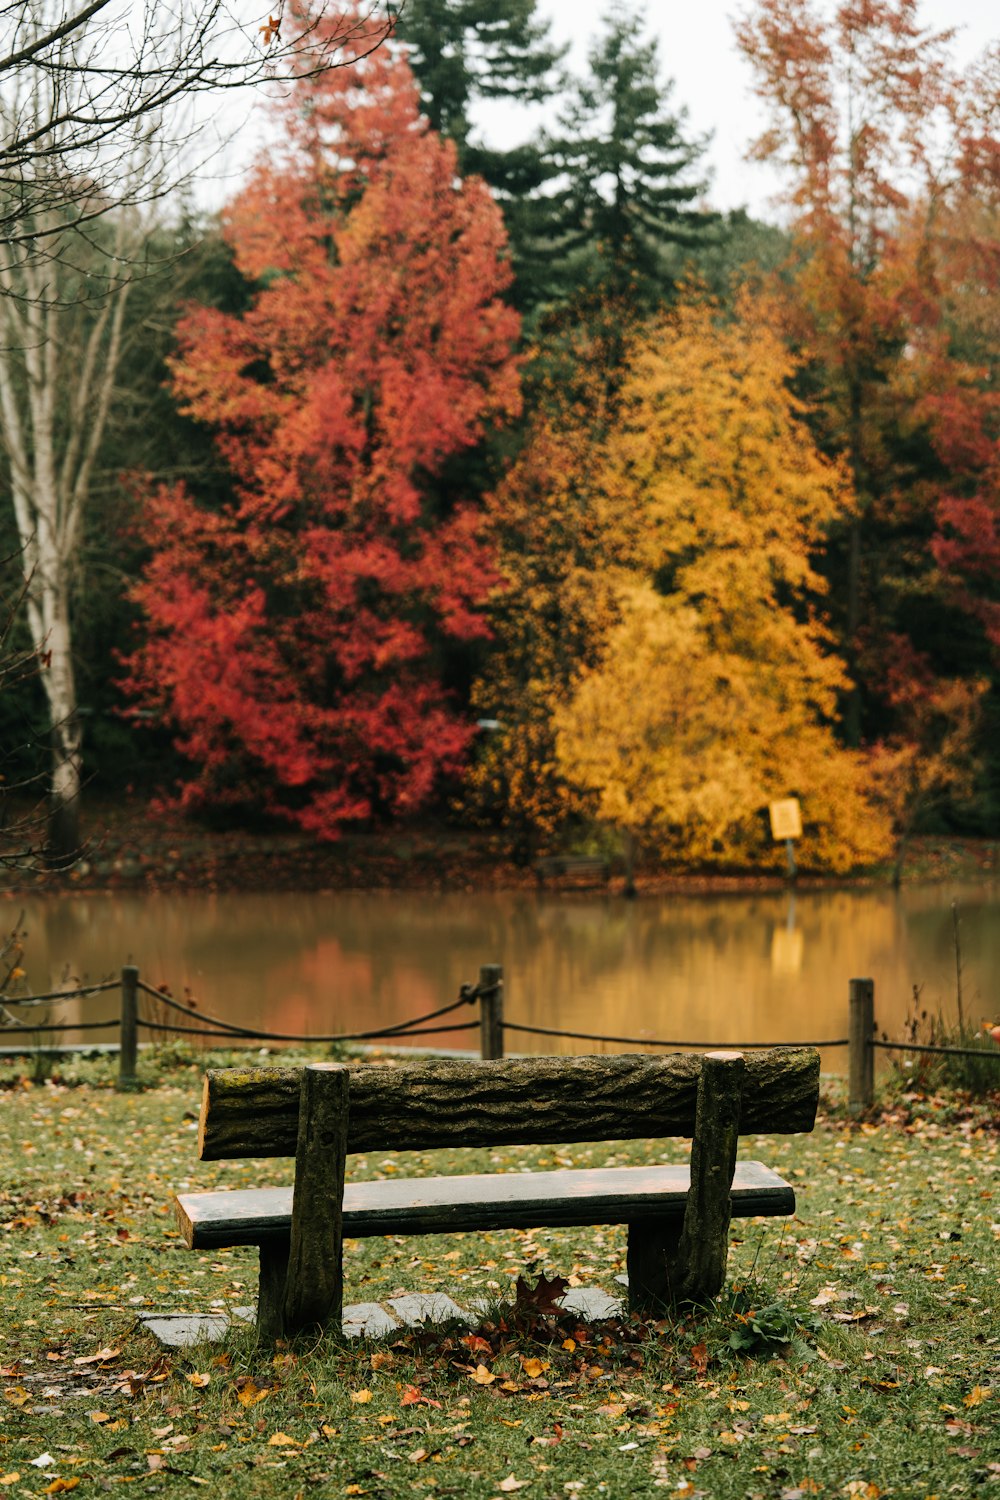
[396,0,565,183]
[394,0,567,315]
[543,3,714,307]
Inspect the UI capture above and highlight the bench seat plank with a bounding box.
[176,1160,793,1250]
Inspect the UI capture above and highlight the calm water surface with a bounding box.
[6,882,999,1073]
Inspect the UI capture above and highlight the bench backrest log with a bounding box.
[198,1048,820,1161]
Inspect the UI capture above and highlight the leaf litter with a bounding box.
[0,1069,997,1495]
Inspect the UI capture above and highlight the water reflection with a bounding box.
[4,880,997,1073]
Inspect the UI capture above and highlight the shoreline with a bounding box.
[1,799,998,898]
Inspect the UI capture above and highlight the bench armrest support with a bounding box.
[278,1062,350,1338]
[673,1050,745,1302]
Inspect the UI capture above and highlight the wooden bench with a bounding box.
[177,1048,819,1341]
[535,854,611,885]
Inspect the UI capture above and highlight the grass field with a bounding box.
[1,1052,997,1499]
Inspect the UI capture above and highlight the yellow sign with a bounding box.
[769,798,802,841]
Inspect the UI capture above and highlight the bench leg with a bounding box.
[284,1063,350,1337]
[673,1051,745,1304]
[257,1241,290,1344]
[627,1219,682,1314]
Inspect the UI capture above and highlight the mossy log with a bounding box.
[199,1048,819,1161]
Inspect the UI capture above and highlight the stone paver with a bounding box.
[141,1285,625,1348]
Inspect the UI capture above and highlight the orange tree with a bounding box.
[121,11,521,837]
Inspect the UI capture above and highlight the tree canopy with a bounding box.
[123,21,521,838]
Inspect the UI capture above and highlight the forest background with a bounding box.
[1,0,997,884]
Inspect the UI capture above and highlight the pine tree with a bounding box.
[396,0,565,183]
[543,3,714,307]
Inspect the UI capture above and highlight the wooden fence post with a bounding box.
[479,964,504,1060]
[848,977,875,1114]
[118,965,139,1090]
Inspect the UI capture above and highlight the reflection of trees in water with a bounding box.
[14,881,999,1057]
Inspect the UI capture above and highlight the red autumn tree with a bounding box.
[122,10,521,837]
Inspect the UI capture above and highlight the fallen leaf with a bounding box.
[30,1455,56,1469]
[73,1347,120,1366]
[44,1481,79,1495]
[0,1477,21,1487]
[350,1389,373,1404]
[473,1365,495,1385]
[235,1379,269,1407]
[186,1372,210,1388]
[88,1412,110,1425]
[513,1272,567,1317]
[520,1357,550,1379]
[267,1432,299,1447]
[964,1386,991,1408]
[498,1478,529,1493]
[370,1351,394,1370]
[400,1385,441,1408]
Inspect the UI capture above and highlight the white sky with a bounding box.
[479,0,998,216]
[198,0,997,221]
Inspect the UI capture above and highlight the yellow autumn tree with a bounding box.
[554,290,893,872]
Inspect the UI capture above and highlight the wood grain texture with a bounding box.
[283,1063,349,1336]
[198,1048,820,1161]
[672,1051,745,1303]
[175,1160,795,1248]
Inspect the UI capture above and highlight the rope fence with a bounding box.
[0,961,996,1101]
[503,1020,850,1049]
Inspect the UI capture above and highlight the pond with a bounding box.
[4,880,998,1074]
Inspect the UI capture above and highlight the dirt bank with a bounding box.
[1,796,998,897]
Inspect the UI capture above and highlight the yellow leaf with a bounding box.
[562,1338,576,1353]
[350,1389,373,1404]
[88,1412,110,1424]
[267,1432,299,1447]
[964,1386,991,1407]
[370,1351,394,1371]
[235,1380,269,1407]
[45,1482,80,1495]
[472,1365,495,1385]
[0,1476,21,1486]
[186,1372,210,1388]
[519,1357,549,1378]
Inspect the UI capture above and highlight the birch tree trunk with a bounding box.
[0,205,132,865]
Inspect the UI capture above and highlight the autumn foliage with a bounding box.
[735,0,1000,735]
[123,14,520,836]
[554,293,892,871]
